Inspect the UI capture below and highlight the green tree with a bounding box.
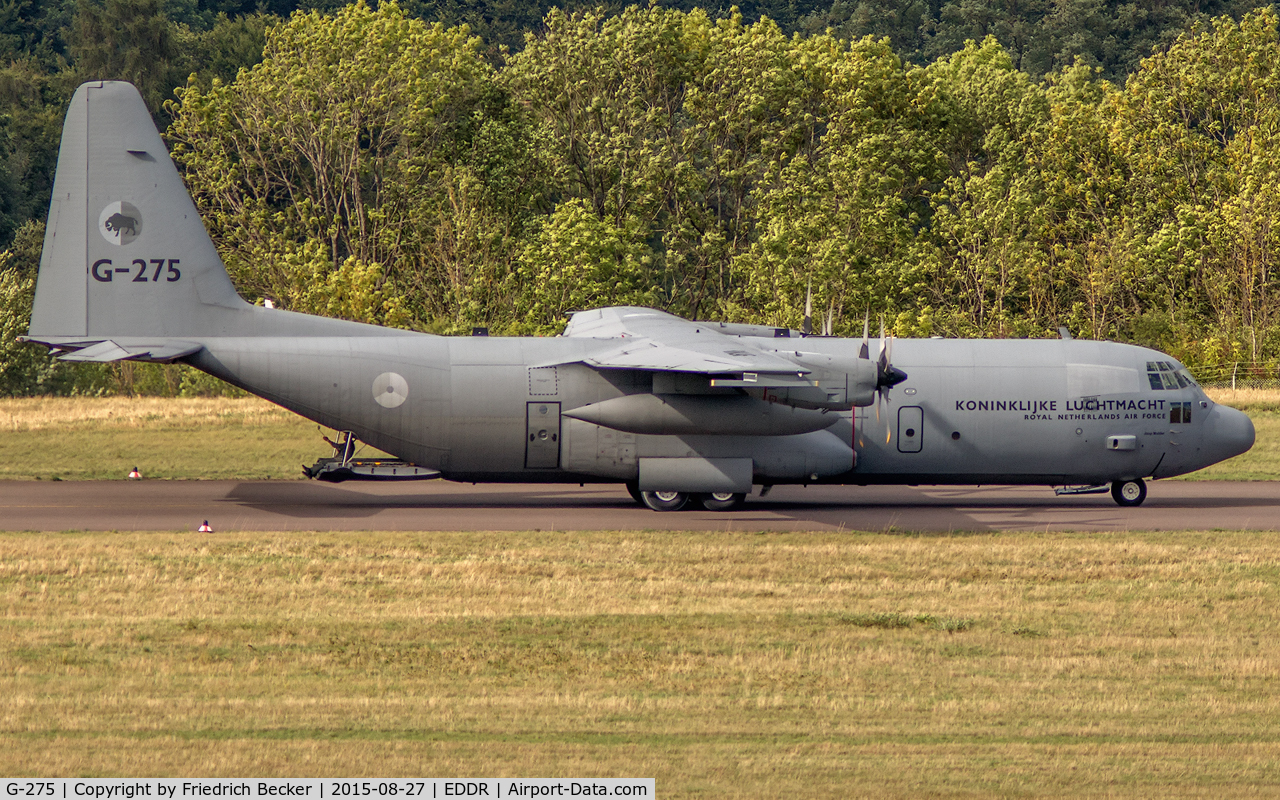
[68,0,191,114]
[511,198,658,333]
[923,38,1051,336]
[169,1,542,329]
[1113,9,1280,363]
[730,33,947,333]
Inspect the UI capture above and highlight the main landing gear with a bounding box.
[625,483,747,512]
[641,490,690,511]
[1111,478,1147,507]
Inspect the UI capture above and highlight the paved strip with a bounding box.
[0,479,1276,532]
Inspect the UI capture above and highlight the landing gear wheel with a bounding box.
[700,492,746,511]
[1111,478,1147,507]
[625,481,644,506]
[641,490,689,511]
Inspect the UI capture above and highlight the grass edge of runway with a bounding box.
[5,527,1280,796]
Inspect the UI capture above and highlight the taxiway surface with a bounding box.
[0,479,1277,532]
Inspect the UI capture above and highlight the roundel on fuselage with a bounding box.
[372,372,408,408]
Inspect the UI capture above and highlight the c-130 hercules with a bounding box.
[23,82,1256,511]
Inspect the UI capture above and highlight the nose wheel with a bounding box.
[1111,478,1147,506]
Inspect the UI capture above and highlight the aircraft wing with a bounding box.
[558,307,813,384]
[20,335,202,363]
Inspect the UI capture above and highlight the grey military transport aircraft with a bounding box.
[21,82,1256,511]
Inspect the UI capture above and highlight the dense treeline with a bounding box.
[2,0,1279,395]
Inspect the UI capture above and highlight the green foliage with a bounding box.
[731,32,945,332]
[0,58,66,246]
[156,4,1280,370]
[511,199,658,334]
[168,1,542,330]
[799,0,1261,81]
[69,0,192,115]
[8,0,1280,393]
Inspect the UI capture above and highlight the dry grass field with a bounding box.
[4,529,1280,795]
[1204,387,1280,411]
[0,396,337,479]
[1,392,1278,793]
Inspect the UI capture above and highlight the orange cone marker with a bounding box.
[128,467,141,479]
[198,520,213,532]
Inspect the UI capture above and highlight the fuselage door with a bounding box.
[898,406,923,453]
[526,402,561,469]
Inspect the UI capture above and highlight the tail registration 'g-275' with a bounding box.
[91,259,181,283]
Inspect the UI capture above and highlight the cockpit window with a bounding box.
[1147,361,1198,390]
[1170,401,1192,424]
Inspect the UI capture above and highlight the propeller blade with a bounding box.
[802,279,812,336]
[876,317,889,387]
[859,311,870,359]
[879,391,890,443]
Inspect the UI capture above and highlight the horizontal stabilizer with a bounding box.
[24,336,203,363]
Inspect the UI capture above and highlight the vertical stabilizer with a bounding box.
[29,81,250,341]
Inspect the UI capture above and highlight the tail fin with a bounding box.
[28,81,402,360]
[28,81,250,345]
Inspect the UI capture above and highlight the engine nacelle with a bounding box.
[748,354,879,410]
[562,393,839,436]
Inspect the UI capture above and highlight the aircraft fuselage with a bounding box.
[189,332,1251,488]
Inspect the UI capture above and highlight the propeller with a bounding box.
[877,322,907,395]
[871,316,908,442]
[850,308,907,448]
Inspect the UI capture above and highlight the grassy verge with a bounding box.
[0,397,341,479]
[3,529,1280,795]
[0,391,1275,481]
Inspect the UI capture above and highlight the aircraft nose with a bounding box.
[1201,403,1255,466]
